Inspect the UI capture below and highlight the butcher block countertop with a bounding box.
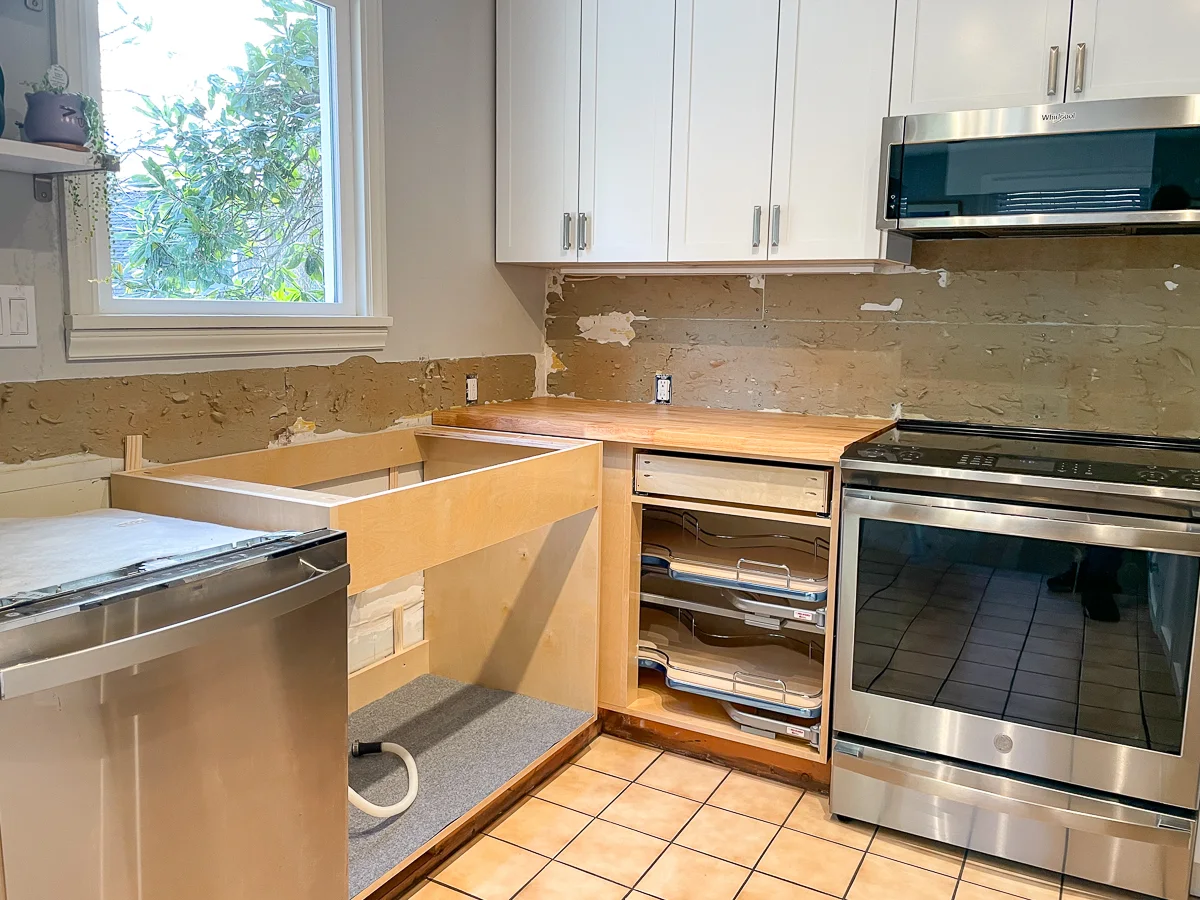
[432,398,891,465]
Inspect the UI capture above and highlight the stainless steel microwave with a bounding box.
[878,95,1200,237]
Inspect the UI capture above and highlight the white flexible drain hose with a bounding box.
[348,741,419,818]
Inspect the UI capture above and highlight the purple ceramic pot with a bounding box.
[22,91,88,146]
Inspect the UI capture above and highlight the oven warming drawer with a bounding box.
[831,739,1196,900]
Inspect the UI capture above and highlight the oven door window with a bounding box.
[894,127,1200,220]
[853,520,1197,754]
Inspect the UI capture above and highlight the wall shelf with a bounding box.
[0,138,117,176]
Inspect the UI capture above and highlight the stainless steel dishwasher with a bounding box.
[0,510,350,900]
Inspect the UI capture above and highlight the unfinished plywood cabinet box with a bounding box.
[110,425,603,899]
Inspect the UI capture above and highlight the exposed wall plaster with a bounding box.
[545,236,1200,437]
[577,311,649,346]
[1,354,535,465]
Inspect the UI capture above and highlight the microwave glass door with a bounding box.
[889,127,1200,221]
[852,517,1197,754]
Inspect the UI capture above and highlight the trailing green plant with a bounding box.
[65,95,114,243]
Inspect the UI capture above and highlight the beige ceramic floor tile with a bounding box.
[675,804,779,868]
[784,792,875,850]
[962,852,1063,900]
[636,844,750,900]
[534,764,627,816]
[599,782,701,841]
[558,818,668,888]
[735,871,835,900]
[756,828,864,897]
[708,771,803,826]
[868,828,964,878]
[955,882,1031,900]
[401,882,471,900]
[636,752,730,802]
[846,854,956,900]
[432,835,548,900]
[514,861,626,900]
[1062,876,1148,899]
[488,796,592,858]
[575,735,661,780]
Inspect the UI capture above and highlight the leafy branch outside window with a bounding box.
[106,0,327,303]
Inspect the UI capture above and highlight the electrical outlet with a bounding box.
[465,373,479,405]
[0,286,37,348]
[654,374,672,404]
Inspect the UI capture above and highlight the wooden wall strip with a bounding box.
[111,472,337,534]
[348,641,431,714]
[332,443,602,595]
[147,430,424,488]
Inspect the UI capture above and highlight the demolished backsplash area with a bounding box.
[546,236,1200,437]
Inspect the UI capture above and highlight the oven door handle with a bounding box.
[843,489,1200,557]
[0,564,350,700]
[834,743,1193,846]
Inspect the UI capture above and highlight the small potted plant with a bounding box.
[20,64,90,149]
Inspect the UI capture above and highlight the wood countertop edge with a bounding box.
[432,399,893,465]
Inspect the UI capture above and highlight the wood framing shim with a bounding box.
[348,640,430,714]
[123,434,144,472]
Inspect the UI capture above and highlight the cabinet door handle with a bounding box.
[770,204,781,248]
[579,213,589,251]
[752,206,762,249]
[1046,45,1060,96]
[1073,42,1086,94]
[562,212,573,251]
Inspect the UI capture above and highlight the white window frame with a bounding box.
[56,0,390,360]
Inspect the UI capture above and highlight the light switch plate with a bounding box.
[0,286,37,348]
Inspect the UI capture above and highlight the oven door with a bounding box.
[835,488,1200,809]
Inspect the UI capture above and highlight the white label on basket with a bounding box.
[793,610,806,620]
[785,725,807,738]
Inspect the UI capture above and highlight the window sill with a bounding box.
[66,315,392,361]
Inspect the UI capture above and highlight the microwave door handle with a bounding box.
[1046,45,1060,96]
[0,564,349,700]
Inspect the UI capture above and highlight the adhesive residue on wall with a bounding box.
[577,311,648,346]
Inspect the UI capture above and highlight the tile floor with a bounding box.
[853,559,1183,753]
[403,736,1149,900]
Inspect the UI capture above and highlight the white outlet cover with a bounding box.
[655,374,672,404]
[0,286,37,349]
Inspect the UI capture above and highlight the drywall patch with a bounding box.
[577,311,648,346]
[1166,281,1180,291]
[533,344,567,398]
[748,274,766,291]
[1,354,536,465]
[861,298,904,312]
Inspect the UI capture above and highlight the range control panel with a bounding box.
[848,444,1200,489]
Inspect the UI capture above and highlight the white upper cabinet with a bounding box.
[668,0,781,262]
[891,0,1073,114]
[496,0,582,264]
[578,0,675,263]
[769,0,896,262]
[1067,0,1200,102]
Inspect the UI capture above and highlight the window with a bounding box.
[58,0,389,359]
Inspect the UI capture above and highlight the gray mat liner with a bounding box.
[348,674,591,898]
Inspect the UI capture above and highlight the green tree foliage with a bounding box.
[110,0,327,302]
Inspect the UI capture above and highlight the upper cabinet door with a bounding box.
[769,0,896,262]
[668,0,781,262]
[496,0,582,264]
[1067,0,1200,102]
[891,0,1073,115]
[578,0,675,264]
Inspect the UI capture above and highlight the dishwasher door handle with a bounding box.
[0,564,350,700]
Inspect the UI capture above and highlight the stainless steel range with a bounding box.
[831,421,1200,900]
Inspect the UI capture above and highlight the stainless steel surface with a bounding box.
[0,529,349,900]
[770,204,781,248]
[903,94,1200,143]
[831,741,1195,900]
[878,94,1200,235]
[579,212,589,251]
[562,211,573,251]
[752,205,762,248]
[1073,42,1087,94]
[835,488,1200,807]
[1046,45,1060,96]
[0,564,347,699]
